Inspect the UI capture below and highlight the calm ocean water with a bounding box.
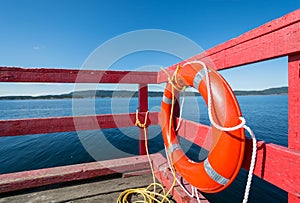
[0,95,288,202]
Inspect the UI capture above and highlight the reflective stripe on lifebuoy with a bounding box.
[160,62,245,193]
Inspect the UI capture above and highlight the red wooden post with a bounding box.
[138,84,148,155]
[288,53,300,203]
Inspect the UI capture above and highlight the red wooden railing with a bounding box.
[158,9,300,202]
[0,8,299,203]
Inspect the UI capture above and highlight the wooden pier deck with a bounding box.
[0,153,202,203]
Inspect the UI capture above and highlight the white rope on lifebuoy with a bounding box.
[165,61,257,203]
[181,60,257,203]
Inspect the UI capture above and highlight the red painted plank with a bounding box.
[0,112,159,136]
[0,67,158,84]
[158,114,211,150]
[157,114,211,147]
[288,194,300,203]
[158,9,300,82]
[288,53,300,150]
[242,140,300,197]
[175,118,300,196]
[138,84,149,155]
[0,154,152,193]
[176,118,211,150]
[288,53,300,203]
[200,9,300,59]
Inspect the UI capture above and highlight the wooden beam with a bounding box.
[0,67,158,84]
[242,140,300,197]
[0,112,159,137]
[176,118,300,196]
[200,9,300,71]
[176,118,211,150]
[288,53,300,150]
[0,154,153,193]
[158,9,300,82]
[288,52,300,202]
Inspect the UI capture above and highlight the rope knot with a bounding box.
[135,109,149,128]
[161,65,187,92]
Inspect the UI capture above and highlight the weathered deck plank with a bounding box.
[0,174,153,203]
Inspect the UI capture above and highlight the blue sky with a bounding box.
[0,0,299,96]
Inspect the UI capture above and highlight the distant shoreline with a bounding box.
[0,86,287,100]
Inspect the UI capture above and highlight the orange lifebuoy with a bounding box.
[160,61,245,193]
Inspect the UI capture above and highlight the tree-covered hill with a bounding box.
[0,86,288,100]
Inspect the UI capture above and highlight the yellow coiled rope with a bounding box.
[117,66,184,203]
